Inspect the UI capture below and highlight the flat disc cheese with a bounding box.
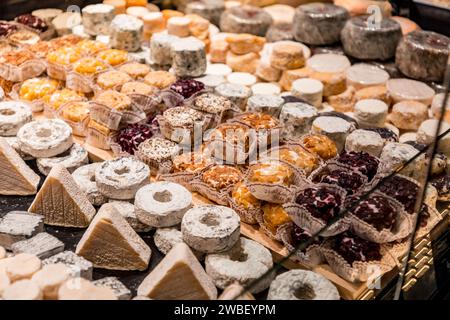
[2,279,43,300]
[345,63,390,90]
[37,143,88,176]
[0,101,32,137]
[251,83,281,96]
[306,54,351,74]
[354,99,388,128]
[386,78,435,105]
[227,72,257,87]
[206,63,232,76]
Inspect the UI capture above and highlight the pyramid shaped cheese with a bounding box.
[137,242,217,300]
[28,164,95,227]
[76,203,151,271]
[0,137,40,195]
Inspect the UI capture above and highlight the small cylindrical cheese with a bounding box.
[150,33,179,65]
[2,279,43,300]
[126,5,149,18]
[5,253,42,282]
[388,100,428,131]
[417,119,450,156]
[215,83,251,111]
[206,63,232,77]
[103,0,126,14]
[311,116,353,152]
[251,83,281,96]
[346,63,390,90]
[270,41,305,70]
[142,12,165,33]
[247,94,284,116]
[345,129,385,157]
[354,99,388,128]
[291,78,324,108]
[110,14,144,52]
[227,72,257,87]
[171,37,207,77]
[279,102,318,139]
[209,39,229,64]
[167,17,191,37]
[82,4,115,36]
[31,263,72,300]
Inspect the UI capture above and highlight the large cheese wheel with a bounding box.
[345,63,389,90]
[386,78,435,106]
[219,5,272,36]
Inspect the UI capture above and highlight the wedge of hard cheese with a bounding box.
[0,137,40,195]
[28,165,96,228]
[137,242,217,300]
[76,203,151,271]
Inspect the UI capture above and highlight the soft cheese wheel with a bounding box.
[32,8,63,25]
[17,119,73,158]
[2,279,43,300]
[334,0,392,18]
[345,129,384,157]
[226,51,260,74]
[431,93,450,122]
[386,78,435,106]
[327,86,356,113]
[0,101,32,137]
[279,67,313,91]
[341,16,402,60]
[388,100,429,131]
[292,78,323,108]
[206,63,232,76]
[227,72,257,87]
[354,99,388,128]
[72,163,108,206]
[135,182,193,227]
[293,3,349,45]
[171,37,207,77]
[311,116,353,152]
[270,41,305,70]
[345,63,390,90]
[52,12,82,36]
[31,263,71,300]
[126,5,149,18]
[167,17,191,37]
[417,119,450,156]
[396,30,449,82]
[219,5,273,36]
[266,22,294,43]
[82,4,115,36]
[306,54,351,74]
[36,143,89,176]
[354,85,391,105]
[103,0,127,14]
[310,71,347,97]
[279,102,318,139]
[263,4,295,25]
[251,83,281,96]
[142,12,165,34]
[6,253,41,282]
[215,83,251,111]
[186,0,225,26]
[110,14,144,52]
[150,33,179,65]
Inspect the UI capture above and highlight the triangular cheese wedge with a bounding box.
[28,164,95,227]
[75,203,151,271]
[0,137,40,195]
[137,242,217,300]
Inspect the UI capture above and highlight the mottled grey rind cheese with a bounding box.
[11,232,64,259]
[150,33,179,66]
[110,14,143,52]
[293,3,349,45]
[95,157,150,200]
[181,205,240,253]
[186,0,225,26]
[93,277,131,300]
[247,94,284,116]
[268,270,340,300]
[108,201,152,233]
[72,163,108,206]
[154,227,204,260]
[215,83,251,111]
[341,16,402,60]
[82,4,115,36]
[135,182,193,228]
[205,238,274,293]
[345,129,384,157]
[0,101,32,136]
[220,5,272,36]
[42,251,93,280]
[380,142,426,178]
[52,12,82,36]
[37,143,88,176]
[171,37,207,77]
[279,102,318,140]
[311,116,353,152]
[396,30,449,82]
[266,23,294,43]
[0,211,44,250]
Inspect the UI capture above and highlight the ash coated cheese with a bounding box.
[354,99,388,128]
[154,227,204,260]
[279,102,318,139]
[388,101,429,131]
[138,242,217,299]
[291,78,324,108]
[167,17,191,37]
[171,37,207,77]
[227,72,257,87]
[150,33,179,65]
[93,277,131,300]
[42,251,93,280]
[95,157,150,200]
[417,119,450,156]
[72,163,108,206]
[0,101,32,137]
[219,5,272,36]
[293,3,349,45]
[386,78,435,105]
[247,94,284,116]
[215,83,251,111]
[36,143,88,176]
[311,116,353,152]
[396,30,449,82]
[108,201,152,233]
[0,211,44,250]
[11,232,64,259]
[0,138,40,196]
[29,165,96,228]
[341,16,402,60]
[110,14,144,52]
[82,4,115,36]
[75,203,151,271]
[17,119,73,158]
[266,22,294,43]
[251,83,281,96]
[306,54,351,74]
[345,129,385,157]
[345,63,390,90]
[31,264,71,300]
[135,182,193,228]
[181,205,240,254]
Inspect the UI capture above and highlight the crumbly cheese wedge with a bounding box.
[28,165,96,228]
[75,203,151,271]
[0,137,40,196]
[137,242,217,300]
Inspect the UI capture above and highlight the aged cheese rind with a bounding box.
[380,142,426,178]
[150,33,179,65]
[42,251,93,280]
[311,116,353,152]
[171,37,207,78]
[0,138,40,196]
[82,4,115,36]
[186,0,225,26]
[37,143,89,176]
[11,232,64,259]
[0,101,32,136]
[219,5,272,36]
[93,276,131,300]
[75,203,151,271]
[137,242,217,300]
[28,164,96,228]
[247,94,284,116]
[279,102,318,140]
[154,227,204,260]
[110,14,144,52]
[0,211,44,250]
[215,83,251,111]
[345,129,384,157]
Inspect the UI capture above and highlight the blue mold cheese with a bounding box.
[170,37,207,77]
[82,4,115,36]
[279,102,318,140]
[110,14,144,52]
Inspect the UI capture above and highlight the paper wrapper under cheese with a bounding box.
[254,206,282,241]
[86,125,114,150]
[347,192,413,244]
[283,183,349,237]
[11,82,62,113]
[56,101,91,137]
[89,100,146,131]
[321,240,397,283]
[226,192,262,225]
[157,170,199,192]
[46,60,70,81]
[277,222,324,267]
[128,93,165,120]
[0,56,46,82]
